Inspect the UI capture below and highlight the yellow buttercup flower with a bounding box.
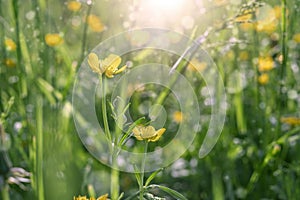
[103,54,127,78]
[73,194,109,200]
[4,58,16,68]
[258,73,269,85]
[133,125,166,142]
[87,15,105,32]
[293,33,300,43]
[87,53,127,78]
[239,22,254,31]
[5,38,17,51]
[187,59,207,72]
[235,13,252,23]
[173,111,184,123]
[45,33,63,47]
[239,51,249,61]
[67,1,81,12]
[280,117,300,126]
[258,56,274,72]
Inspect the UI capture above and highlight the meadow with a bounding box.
[1,0,300,199]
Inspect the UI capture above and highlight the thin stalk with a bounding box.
[139,141,148,200]
[12,0,26,97]
[1,183,10,200]
[36,97,44,200]
[100,75,111,142]
[278,0,288,122]
[110,151,120,200]
[79,3,92,66]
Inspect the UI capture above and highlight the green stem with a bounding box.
[111,152,120,200]
[100,75,111,142]
[278,0,288,122]
[1,183,10,200]
[36,96,44,200]
[139,141,148,200]
[79,3,92,66]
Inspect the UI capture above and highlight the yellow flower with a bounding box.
[258,73,269,85]
[255,21,278,34]
[293,33,300,43]
[97,194,109,200]
[280,117,300,126]
[87,53,127,78]
[67,1,81,12]
[187,59,207,72]
[133,125,166,142]
[45,33,63,47]
[4,58,16,68]
[173,111,183,123]
[87,15,105,32]
[239,51,249,61]
[239,22,254,31]
[258,56,274,72]
[73,194,109,200]
[235,13,252,23]
[5,38,17,51]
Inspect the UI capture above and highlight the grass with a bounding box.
[1,0,300,199]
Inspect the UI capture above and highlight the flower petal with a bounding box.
[88,53,101,74]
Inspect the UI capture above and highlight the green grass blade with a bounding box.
[147,184,188,200]
[144,168,163,187]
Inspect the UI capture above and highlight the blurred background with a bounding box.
[0,0,300,199]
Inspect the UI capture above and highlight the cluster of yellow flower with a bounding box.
[3,38,17,67]
[257,56,275,85]
[74,194,108,200]
[238,5,282,34]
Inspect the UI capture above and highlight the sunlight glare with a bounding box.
[147,0,185,12]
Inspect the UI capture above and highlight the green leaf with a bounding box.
[133,164,142,188]
[145,168,163,187]
[118,116,145,146]
[147,184,188,200]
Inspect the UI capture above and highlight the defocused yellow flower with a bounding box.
[235,13,252,23]
[273,5,282,20]
[5,38,17,51]
[239,51,249,61]
[255,21,278,34]
[280,117,300,126]
[74,196,88,200]
[45,33,63,47]
[293,33,300,43]
[87,15,105,32]
[87,53,127,78]
[258,73,269,85]
[133,125,166,142]
[187,59,207,72]
[4,58,16,68]
[258,56,274,72]
[239,22,254,31]
[73,194,109,200]
[173,111,183,123]
[67,1,81,12]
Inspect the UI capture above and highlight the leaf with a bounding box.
[147,184,188,200]
[133,164,142,188]
[118,117,145,146]
[145,168,163,187]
